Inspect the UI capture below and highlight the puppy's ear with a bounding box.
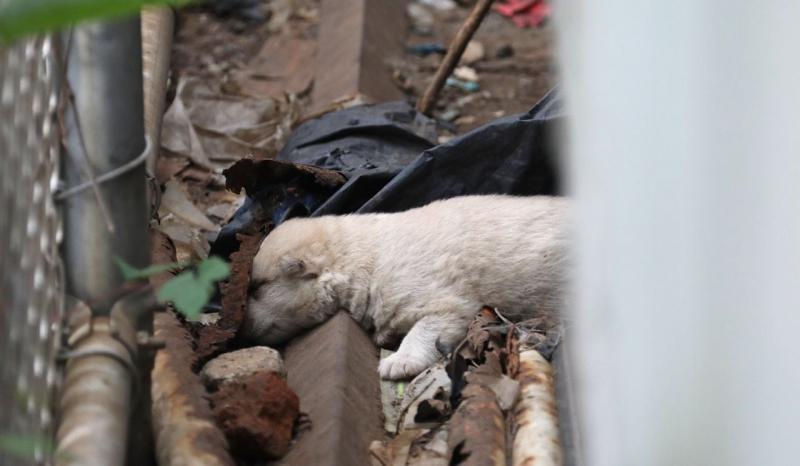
[279,255,319,279]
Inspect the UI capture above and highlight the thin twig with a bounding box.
[416,0,496,116]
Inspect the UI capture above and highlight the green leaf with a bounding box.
[115,257,189,281]
[0,0,194,44]
[157,271,211,321]
[156,257,229,320]
[0,433,53,461]
[197,256,231,282]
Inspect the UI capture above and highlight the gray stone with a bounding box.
[201,346,285,389]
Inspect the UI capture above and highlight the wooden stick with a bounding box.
[416,0,496,116]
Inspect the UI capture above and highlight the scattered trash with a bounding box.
[445,77,480,92]
[201,346,286,390]
[459,40,485,65]
[453,65,479,82]
[419,0,457,11]
[494,0,552,28]
[407,3,436,35]
[210,371,299,461]
[407,42,447,57]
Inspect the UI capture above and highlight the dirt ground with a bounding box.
[398,6,556,135]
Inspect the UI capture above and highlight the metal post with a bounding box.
[61,17,149,314]
[56,16,152,466]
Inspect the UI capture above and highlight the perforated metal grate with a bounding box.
[0,36,64,466]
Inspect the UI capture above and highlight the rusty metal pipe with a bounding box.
[55,301,136,465]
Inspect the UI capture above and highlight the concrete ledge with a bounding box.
[281,312,383,466]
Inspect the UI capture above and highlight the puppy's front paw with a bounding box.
[378,352,430,380]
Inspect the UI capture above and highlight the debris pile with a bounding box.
[372,307,563,466]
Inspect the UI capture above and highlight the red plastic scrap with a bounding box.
[494,0,551,28]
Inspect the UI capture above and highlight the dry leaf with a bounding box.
[160,180,218,231]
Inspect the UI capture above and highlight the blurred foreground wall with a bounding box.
[559,2,800,465]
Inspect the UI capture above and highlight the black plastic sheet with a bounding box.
[213,88,563,250]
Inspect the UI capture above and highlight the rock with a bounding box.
[460,40,485,65]
[201,346,286,389]
[210,371,300,460]
[453,66,479,83]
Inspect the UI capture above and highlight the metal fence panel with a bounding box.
[0,36,64,466]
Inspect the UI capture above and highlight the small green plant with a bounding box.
[116,256,230,321]
[0,0,193,44]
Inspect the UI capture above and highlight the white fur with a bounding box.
[244,195,569,379]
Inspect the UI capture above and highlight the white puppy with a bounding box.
[245,195,569,380]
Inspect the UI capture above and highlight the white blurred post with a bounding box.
[558,2,800,465]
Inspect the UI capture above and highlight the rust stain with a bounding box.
[448,384,506,466]
[149,230,234,466]
[194,233,264,368]
[210,371,299,461]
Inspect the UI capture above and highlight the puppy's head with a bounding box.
[243,218,339,345]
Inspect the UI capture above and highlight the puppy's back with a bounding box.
[362,195,568,319]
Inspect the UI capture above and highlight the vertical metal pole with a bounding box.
[57,16,153,466]
[61,17,149,314]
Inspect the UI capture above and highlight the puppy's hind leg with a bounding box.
[378,313,469,380]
